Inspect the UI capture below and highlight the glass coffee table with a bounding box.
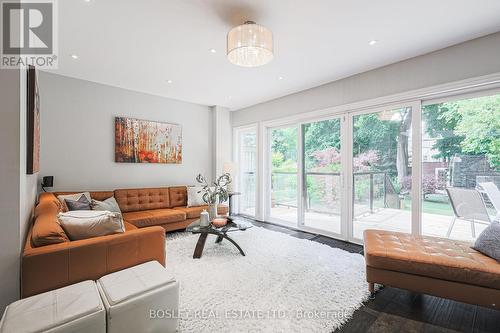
[186,218,253,259]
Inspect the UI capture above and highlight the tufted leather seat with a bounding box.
[122,209,187,228]
[114,188,170,213]
[364,229,500,309]
[114,187,228,230]
[168,186,187,207]
[364,230,500,289]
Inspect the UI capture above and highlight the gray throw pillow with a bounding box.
[472,222,500,262]
[65,194,91,211]
[92,197,122,214]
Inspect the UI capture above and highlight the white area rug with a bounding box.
[166,226,370,333]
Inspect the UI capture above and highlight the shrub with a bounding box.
[400,175,441,196]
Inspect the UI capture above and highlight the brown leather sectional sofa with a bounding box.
[364,229,500,309]
[22,186,228,298]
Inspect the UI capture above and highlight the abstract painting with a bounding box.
[115,117,182,164]
[26,65,40,174]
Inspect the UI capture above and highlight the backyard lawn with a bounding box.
[403,195,454,216]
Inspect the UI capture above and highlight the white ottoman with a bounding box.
[0,280,105,333]
[97,261,179,333]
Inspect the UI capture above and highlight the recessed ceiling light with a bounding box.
[209,48,216,53]
[278,76,284,80]
[71,54,79,59]
[368,40,378,46]
[166,79,173,84]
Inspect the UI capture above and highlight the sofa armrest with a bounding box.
[22,226,166,298]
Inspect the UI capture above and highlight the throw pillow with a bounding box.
[187,186,207,207]
[57,210,125,241]
[472,222,500,262]
[92,197,122,214]
[57,192,92,212]
[65,195,91,211]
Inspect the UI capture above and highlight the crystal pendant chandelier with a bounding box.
[227,21,273,67]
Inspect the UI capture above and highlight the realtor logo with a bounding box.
[1,0,58,68]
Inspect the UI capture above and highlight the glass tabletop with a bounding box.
[186,217,253,233]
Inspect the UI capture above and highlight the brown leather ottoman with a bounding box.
[363,229,500,309]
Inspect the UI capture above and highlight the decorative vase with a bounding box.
[208,203,218,221]
[200,209,210,227]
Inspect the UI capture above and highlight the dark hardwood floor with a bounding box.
[245,218,500,333]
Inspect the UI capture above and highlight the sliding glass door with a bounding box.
[263,103,419,241]
[351,106,415,240]
[269,126,298,225]
[421,93,500,241]
[302,118,343,234]
[236,127,257,217]
[236,90,498,244]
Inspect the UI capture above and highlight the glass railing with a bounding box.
[270,171,395,217]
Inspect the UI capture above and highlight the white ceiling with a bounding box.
[47,0,500,110]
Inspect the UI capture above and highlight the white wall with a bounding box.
[38,72,214,191]
[0,68,38,312]
[232,32,500,126]
[0,69,22,313]
[212,105,232,179]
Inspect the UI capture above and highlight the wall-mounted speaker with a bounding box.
[41,176,54,191]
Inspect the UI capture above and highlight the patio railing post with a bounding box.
[383,173,387,208]
[369,173,374,213]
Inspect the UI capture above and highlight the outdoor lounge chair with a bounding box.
[446,187,491,238]
[477,182,500,221]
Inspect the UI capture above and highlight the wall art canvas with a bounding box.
[27,65,40,174]
[115,117,182,164]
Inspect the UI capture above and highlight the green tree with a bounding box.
[303,119,341,169]
[422,103,464,162]
[423,95,500,170]
[271,127,297,165]
[454,95,500,170]
[353,113,399,176]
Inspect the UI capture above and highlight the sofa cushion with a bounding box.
[173,205,229,219]
[114,188,170,213]
[57,210,125,241]
[122,209,186,228]
[88,191,115,201]
[37,192,63,213]
[31,193,68,247]
[55,191,115,202]
[35,199,61,218]
[124,222,138,231]
[32,213,70,247]
[168,186,187,207]
[473,222,500,262]
[57,192,92,212]
[91,197,122,214]
[65,195,92,211]
[186,186,206,207]
[364,230,500,290]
